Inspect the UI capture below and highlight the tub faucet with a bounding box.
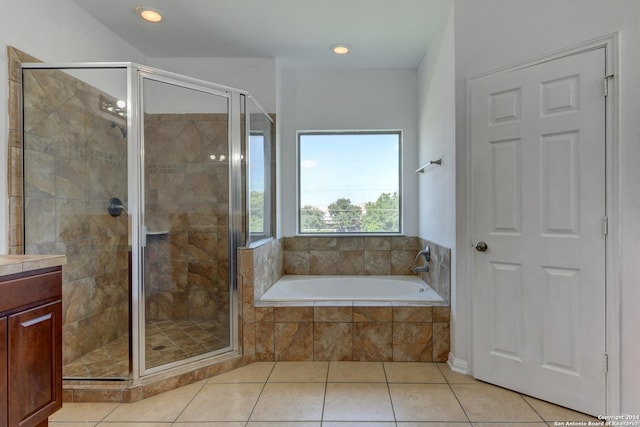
[412,265,429,273]
[412,245,430,273]
[415,245,430,262]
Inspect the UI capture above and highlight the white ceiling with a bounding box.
[70,0,451,69]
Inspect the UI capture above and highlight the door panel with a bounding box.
[140,76,233,374]
[471,48,606,414]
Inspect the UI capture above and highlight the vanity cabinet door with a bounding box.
[7,301,62,427]
[1,317,7,427]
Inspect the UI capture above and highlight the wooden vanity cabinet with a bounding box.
[0,267,62,427]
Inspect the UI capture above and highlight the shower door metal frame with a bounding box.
[20,62,245,383]
[134,65,245,381]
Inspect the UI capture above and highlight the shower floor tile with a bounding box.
[63,318,230,378]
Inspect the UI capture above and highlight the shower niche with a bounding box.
[18,61,272,382]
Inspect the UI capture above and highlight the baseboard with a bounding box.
[447,352,469,375]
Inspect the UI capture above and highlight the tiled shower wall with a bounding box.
[8,47,130,364]
[143,113,230,323]
[239,236,451,363]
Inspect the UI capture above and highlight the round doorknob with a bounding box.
[474,241,488,252]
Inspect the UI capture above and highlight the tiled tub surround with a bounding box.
[239,236,451,362]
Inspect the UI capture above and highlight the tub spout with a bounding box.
[412,265,429,273]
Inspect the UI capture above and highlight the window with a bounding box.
[246,98,274,244]
[298,131,402,234]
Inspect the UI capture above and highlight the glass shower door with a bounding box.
[22,66,130,379]
[140,76,233,372]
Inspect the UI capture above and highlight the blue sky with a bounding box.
[299,132,400,208]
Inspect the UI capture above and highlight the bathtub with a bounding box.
[258,275,444,305]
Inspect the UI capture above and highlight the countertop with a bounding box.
[0,254,67,277]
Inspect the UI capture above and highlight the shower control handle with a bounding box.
[474,241,488,252]
[108,197,127,217]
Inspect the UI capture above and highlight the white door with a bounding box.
[471,48,606,415]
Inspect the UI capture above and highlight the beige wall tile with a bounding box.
[393,307,433,323]
[314,306,353,322]
[392,323,433,362]
[275,322,314,361]
[314,323,353,360]
[353,306,393,323]
[352,323,392,362]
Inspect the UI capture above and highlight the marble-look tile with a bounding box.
[242,322,256,360]
[274,307,314,322]
[314,306,353,322]
[384,362,446,383]
[433,306,450,322]
[309,250,338,274]
[337,237,364,250]
[450,383,543,422]
[176,383,263,422]
[389,383,468,422]
[353,306,393,323]
[208,361,274,383]
[432,322,450,362]
[255,307,274,322]
[255,322,275,361]
[274,322,314,361]
[309,236,337,250]
[249,382,325,421]
[283,251,310,274]
[268,361,328,382]
[390,250,415,275]
[336,250,364,275]
[364,237,392,251]
[391,236,419,250]
[352,323,392,361]
[314,322,353,360]
[520,395,598,421]
[283,236,310,251]
[364,251,391,275]
[393,306,433,322]
[393,323,433,362]
[327,361,386,382]
[323,383,394,421]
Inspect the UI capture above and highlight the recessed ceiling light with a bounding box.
[332,44,350,55]
[135,6,163,23]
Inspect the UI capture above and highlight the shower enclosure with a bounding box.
[20,62,272,381]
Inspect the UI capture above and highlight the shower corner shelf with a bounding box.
[146,230,169,236]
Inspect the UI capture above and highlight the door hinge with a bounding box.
[602,216,609,236]
[603,353,609,373]
[604,74,614,97]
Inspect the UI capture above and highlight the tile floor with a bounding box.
[63,319,230,378]
[51,361,597,426]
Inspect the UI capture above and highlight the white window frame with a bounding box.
[296,129,403,236]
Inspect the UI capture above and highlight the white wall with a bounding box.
[146,57,277,112]
[277,68,419,237]
[0,0,145,253]
[454,0,640,412]
[417,8,455,248]
[417,2,457,357]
